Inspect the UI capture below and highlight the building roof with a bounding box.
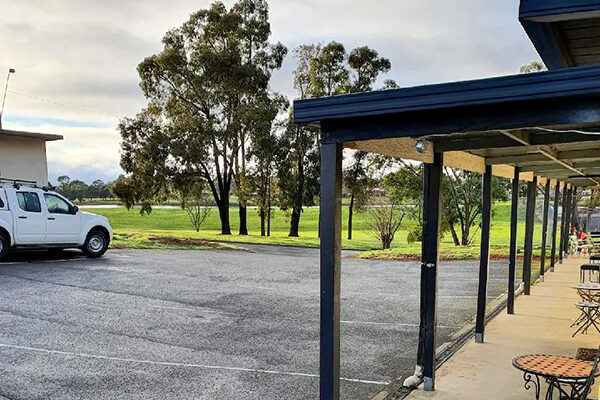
[293,67,600,187]
[0,128,63,142]
[520,0,600,69]
[294,65,600,128]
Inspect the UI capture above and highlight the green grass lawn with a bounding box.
[84,201,558,260]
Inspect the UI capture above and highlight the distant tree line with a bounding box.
[54,176,114,202]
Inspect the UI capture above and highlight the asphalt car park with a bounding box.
[0,246,512,399]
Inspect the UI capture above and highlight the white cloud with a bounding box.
[0,0,541,183]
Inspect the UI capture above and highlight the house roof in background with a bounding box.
[0,129,63,142]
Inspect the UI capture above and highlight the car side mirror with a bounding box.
[71,205,79,214]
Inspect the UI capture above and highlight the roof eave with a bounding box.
[519,0,600,69]
[294,65,600,124]
[0,129,64,142]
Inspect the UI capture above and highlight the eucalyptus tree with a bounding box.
[348,46,392,93]
[442,168,510,246]
[276,44,329,237]
[278,42,394,237]
[118,1,285,235]
[310,41,349,97]
[247,93,287,236]
[344,151,377,240]
[520,61,546,73]
[231,0,287,235]
[344,47,393,240]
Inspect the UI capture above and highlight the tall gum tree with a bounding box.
[344,47,393,240]
[232,0,286,235]
[277,43,348,237]
[279,42,393,237]
[118,1,285,235]
[247,94,287,236]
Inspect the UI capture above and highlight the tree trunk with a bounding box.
[348,194,355,240]
[267,176,271,237]
[218,198,231,235]
[449,223,460,246]
[461,225,470,246]
[260,208,266,237]
[382,235,392,250]
[290,152,304,238]
[289,207,301,237]
[238,205,248,235]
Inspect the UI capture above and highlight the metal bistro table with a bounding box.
[569,284,600,336]
[570,283,600,302]
[513,354,596,399]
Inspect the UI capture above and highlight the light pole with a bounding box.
[0,68,16,130]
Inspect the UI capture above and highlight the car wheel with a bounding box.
[82,230,109,258]
[0,232,8,261]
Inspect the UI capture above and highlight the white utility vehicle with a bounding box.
[0,179,112,261]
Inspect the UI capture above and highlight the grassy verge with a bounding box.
[111,231,243,251]
[84,201,555,259]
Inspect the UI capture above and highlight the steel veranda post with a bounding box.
[571,188,578,231]
[563,187,573,258]
[571,186,579,227]
[421,152,443,391]
[475,165,492,342]
[550,183,560,272]
[523,177,537,296]
[568,188,577,254]
[319,142,342,400]
[540,181,551,280]
[508,168,519,315]
[559,183,568,264]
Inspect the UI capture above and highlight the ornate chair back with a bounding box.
[577,346,600,400]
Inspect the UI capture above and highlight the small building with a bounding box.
[0,129,63,186]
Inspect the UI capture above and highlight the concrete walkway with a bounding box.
[408,256,599,400]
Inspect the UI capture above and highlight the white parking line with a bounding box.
[150,305,237,316]
[341,320,459,329]
[238,284,278,291]
[234,284,485,299]
[148,305,459,329]
[34,258,80,263]
[0,343,389,386]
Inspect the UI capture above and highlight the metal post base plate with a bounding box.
[475,333,484,343]
[424,377,434,391]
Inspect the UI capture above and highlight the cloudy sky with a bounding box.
[0,0,540,184]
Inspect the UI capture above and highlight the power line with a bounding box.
[7,89,121,119]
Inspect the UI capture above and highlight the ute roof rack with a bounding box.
[0,178,54,191]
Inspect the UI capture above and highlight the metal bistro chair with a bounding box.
[590,232,600,255]
[572,301,600,337]
[576,238,592,256]
[580,264,600,284]
[574,346,600,400]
